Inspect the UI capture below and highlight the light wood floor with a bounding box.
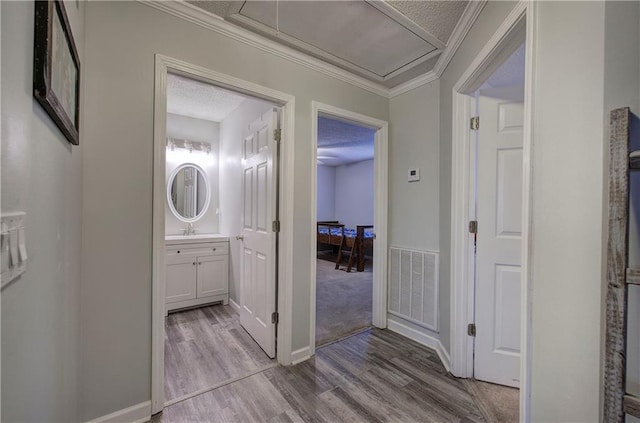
[165,304,274,402]
[156,328,485,422]
[315,257,372,346]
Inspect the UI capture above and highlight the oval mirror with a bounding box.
[167,163,210,222]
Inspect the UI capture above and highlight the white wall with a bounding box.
[606,1,640,409]
[334,160,374,228]
[528,4,606,419]
[605,4,640,422]
[527,2,639,421]
[219,99,274,304]
[165,113,220,235]
[1,1,84,421]
[389,81,440,254]
[80,2,388,418]
[316,165,336,221]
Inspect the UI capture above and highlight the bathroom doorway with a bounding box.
[151,56,296,414]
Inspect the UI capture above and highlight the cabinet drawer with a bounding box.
[166,242,229,257]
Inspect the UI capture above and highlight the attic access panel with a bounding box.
[233,1,438,80]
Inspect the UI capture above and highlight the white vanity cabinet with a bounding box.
[165,236,229,312]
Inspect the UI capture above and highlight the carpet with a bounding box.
[315,257,372,346]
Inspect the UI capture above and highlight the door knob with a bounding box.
[236,235,244,241]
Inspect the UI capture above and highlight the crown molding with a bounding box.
[139,0,390,98]
[389,71,439,98]
[433,0,488,77]
[388,0,487,98]
[138,0,488,99]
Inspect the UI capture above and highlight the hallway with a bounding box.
[154,329,484,422]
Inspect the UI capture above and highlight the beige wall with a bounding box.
[80,2,388,419]
[1,1,85,421]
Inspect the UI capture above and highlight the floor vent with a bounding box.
[388,247,439,331]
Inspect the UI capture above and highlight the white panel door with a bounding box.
[240,109,278,358]
[166,254,197,303]
[196,255,229,298]
[474,95,524,387]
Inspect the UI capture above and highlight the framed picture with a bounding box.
[33,0,80,145]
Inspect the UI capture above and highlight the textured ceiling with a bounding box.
[188,0,233,17]
[317,116,375,166]
[187,0,471,88]
[387,1,468,44]
[237,1,437,78]
[167,73,246,122]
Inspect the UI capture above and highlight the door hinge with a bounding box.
[470,116,480,131]
[468,323,476,337]
[273,128,282,142]
[271,312,279,325]
[272,220,280,232]
[469,220,478,234]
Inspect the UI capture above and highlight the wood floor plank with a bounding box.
[164,304,275,401]
[157,328,486,422]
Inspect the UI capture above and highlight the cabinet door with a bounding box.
[197,255,229,298]
[166,254,197,303]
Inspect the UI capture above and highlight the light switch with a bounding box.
[9,229,18,266]
[1,212,27,287]
[18,227,28,261]
[408,168,420,182]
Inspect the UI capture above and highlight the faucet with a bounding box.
[184,223,196,236]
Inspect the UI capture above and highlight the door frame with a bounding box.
[449,2,536,421]
[309,101,389,356]
[151,54,296,414]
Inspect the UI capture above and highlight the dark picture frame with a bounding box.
[33,0,80,145]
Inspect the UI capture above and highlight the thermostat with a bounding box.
[408,168,420,182]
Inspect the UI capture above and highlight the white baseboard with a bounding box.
[437,339,451,372]
[290,346,311,365]
[86,401,151,423]
[388,316,451,373]
[229,297,240,312]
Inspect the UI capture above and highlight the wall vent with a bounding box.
[388,247,439,331]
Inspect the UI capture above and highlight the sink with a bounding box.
[165,233,229,245]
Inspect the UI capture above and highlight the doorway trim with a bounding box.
[309,101,389,356]
[151,54,296,414]
[449,2,536,421]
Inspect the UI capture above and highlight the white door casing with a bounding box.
[240,109,278,358]
[474,92,524,388]
[308,101,389,358]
